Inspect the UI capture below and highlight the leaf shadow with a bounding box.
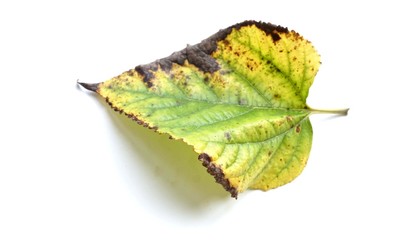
[91,96,231,216]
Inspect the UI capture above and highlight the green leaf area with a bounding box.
[79,21,345,198]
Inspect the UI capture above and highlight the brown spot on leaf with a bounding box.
[204,76,210,83]
[222,39,230,46]
[296,124,301,133]
[126,69,134,76]
[198,153,238,198]
[224,132,232,141]
[270,33,281,41]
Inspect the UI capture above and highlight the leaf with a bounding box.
[79,20,348,198]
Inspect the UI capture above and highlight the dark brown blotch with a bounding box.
[135,65,155,88]
[198,153,238,198]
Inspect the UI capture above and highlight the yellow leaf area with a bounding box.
[214,25,320,108]
[92,21,321,198]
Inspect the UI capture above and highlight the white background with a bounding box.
[1,0,409,239]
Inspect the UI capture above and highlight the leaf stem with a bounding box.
[308,107,349,116]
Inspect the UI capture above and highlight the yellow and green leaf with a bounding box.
[79,21,347,198]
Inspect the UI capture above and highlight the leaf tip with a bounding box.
[77,81,100,92]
